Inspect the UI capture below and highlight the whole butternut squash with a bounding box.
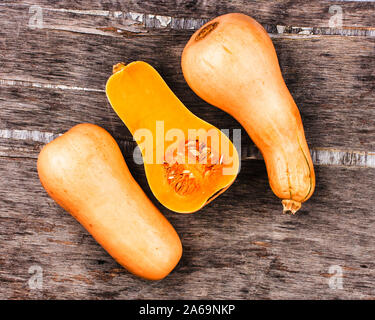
[106,61,239,213]
[37,123,182,280]
[181,13,315,214]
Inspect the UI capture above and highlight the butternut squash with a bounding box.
[37,123,182,280]
[106,61,239,213]
[181,13,315,214]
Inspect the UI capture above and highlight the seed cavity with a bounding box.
[163,139,223,195]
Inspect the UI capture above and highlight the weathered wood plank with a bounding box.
[0,156,374,299]
[0,87,127,138]
[1,0,374,302]
[10,0,375,28]
[1,5,375,93]
[1,4,374,139]
[1,2,374,38]
[1,28,374,152]
[1,24,375,156]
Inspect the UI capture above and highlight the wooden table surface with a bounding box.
[1,1,374,300]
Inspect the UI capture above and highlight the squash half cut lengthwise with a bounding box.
[106,61,239,213]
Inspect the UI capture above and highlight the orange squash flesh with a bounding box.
[37,123,182,280]
[181,13,315,214]
[106,61,239,213]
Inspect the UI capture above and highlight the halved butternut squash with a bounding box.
[106,61,239,213]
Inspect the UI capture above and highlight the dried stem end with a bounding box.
[195,22,219,41]
[113,62,127,74]
[282,199,302,215]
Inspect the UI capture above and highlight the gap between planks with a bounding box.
[0,129,374,168]
[1,3,375,37]
[39,7,375,37]
[0,79,104,93]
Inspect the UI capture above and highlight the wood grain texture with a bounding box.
[0,157,374,299]
[0,22,374,151]
[10,0,375,28]
[0,0,375,300]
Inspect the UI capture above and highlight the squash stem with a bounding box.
[113,62,127,74]
[282,199,301,214]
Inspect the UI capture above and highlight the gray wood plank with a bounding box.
[0,156,374,299]
[1,4,375,155]
[11,0,375,28]
[1,4,374,93]
[0,29,374,152]
[1,0,375,301]
[0,87,127,138]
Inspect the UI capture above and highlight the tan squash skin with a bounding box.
[181,13,315,214]
[37,123,182,280]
